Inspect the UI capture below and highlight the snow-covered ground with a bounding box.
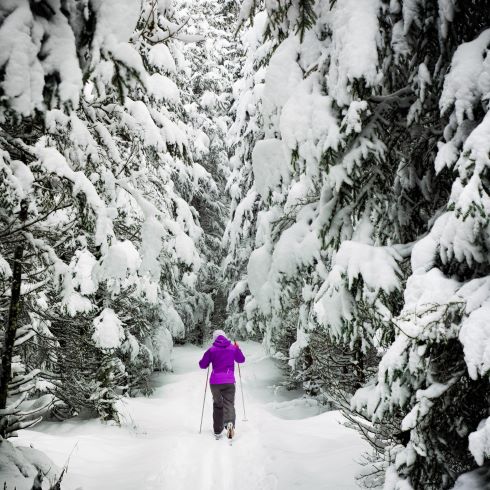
[14,341,368,489]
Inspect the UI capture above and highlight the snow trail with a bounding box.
[16,342,367,489]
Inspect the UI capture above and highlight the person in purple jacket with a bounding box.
[199,329,245,439]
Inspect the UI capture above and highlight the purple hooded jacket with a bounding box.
[199,336,245,384]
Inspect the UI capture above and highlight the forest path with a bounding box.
[17,342,367,489]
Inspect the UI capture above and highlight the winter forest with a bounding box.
[1,0,490,489]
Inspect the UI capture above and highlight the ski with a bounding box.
[226,422,235,445]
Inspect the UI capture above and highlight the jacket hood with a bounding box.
[213,335,231,348]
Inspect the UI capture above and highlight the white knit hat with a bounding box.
[212,329,227,340]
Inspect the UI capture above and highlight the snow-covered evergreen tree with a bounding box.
[0,0,227,430]
[223,8,274,339]
[0,0,116,434]
[226,0,490,487]
[170,0,240,342]
[352,3,490,488]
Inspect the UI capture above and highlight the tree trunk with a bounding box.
[0,199,28,411]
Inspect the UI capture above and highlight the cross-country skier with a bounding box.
[198,330,245,440]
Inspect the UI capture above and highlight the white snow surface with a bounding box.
[91,0,140,46]
[326,0,382,106]
[148,44,177,73]
[330,241,402,293]
[97,239,141,293]
[453,464,490,490]
[252,138,290,197]
[149,73,180,103]
[0,1,83,116]
[263,36,303,122]
[15,342,368,490]
[92,308,125,350]
[280,76,340,172]
[314,241,401,337]
[0,439,59,490]
[440,29,490,123]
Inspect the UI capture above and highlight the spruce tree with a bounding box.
[226,1,490,487]
[0,0,222,430]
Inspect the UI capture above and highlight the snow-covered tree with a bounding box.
[227,0,490,487]
[352,4,490,488]
[0,0,112,435]
[225,0,411,367]
[223,8,275,339]
[159,0,242,342]
[0,0,225,431]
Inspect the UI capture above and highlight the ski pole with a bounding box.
[199,365,210,434]
[237,363,248,422]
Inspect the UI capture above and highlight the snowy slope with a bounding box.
[15,342,367,489]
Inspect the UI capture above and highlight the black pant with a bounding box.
[210,383,236,434]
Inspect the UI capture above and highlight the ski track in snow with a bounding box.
[16,342,368,490]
